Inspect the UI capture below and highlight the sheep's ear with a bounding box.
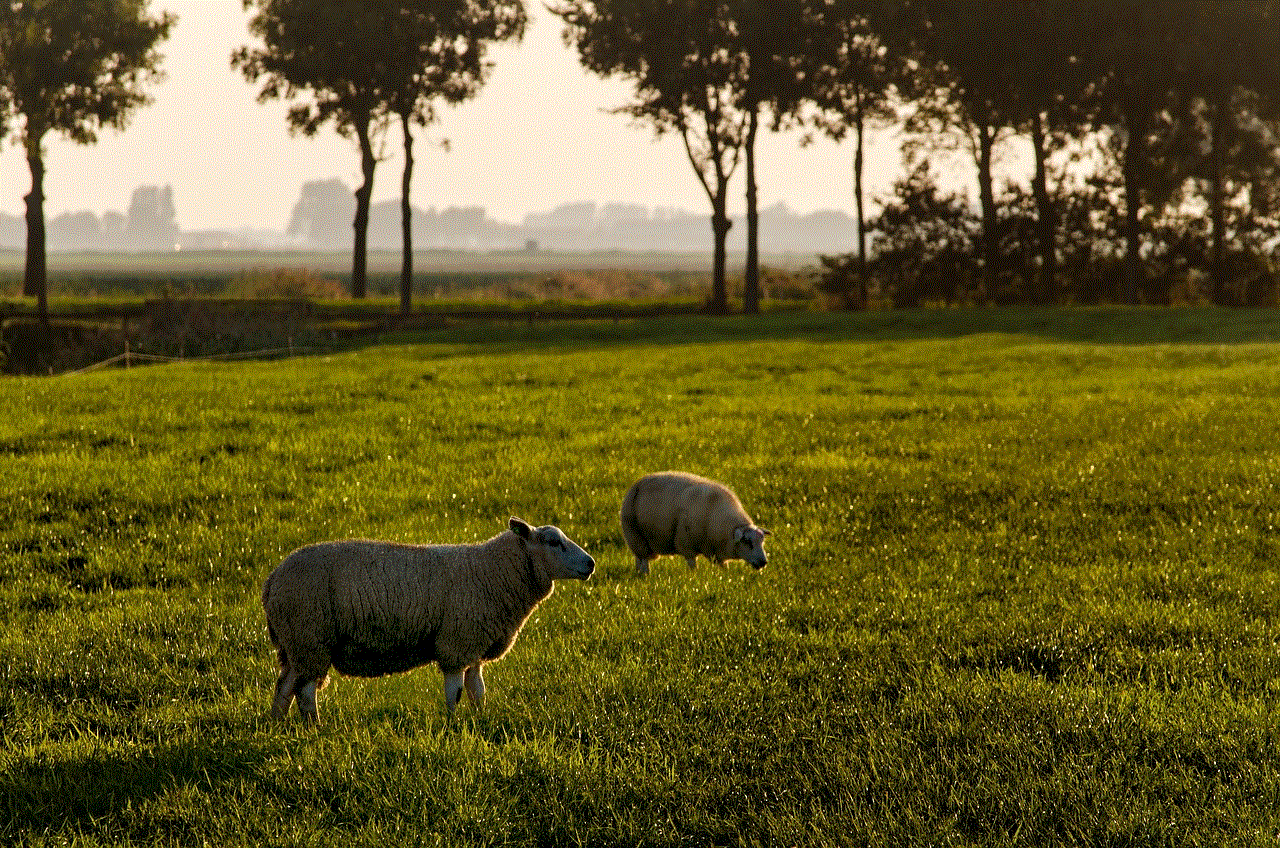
[760,527,772,537]
[509,517,533,540]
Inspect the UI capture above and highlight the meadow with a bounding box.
[3,306,1280,846]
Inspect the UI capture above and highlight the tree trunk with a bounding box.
[743,105,761,315]
[1121,106,1145,306]
[24,139,50,361]
[399,112,414,316]
[710,187,732,314]
[1208,83,1228,306]
[351,116,377,300]
[23,142,46,302]
[976,119,998,301]
[1030,111,1057,304]
[677,122,736,315]
[852,87,867,309]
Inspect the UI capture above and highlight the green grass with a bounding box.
[4,306,1280,846]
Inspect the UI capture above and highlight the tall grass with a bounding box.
[3,307,1280,846]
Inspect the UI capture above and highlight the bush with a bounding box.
[760,265,816,302]
[813,252,863,309]
[227,268,346,300]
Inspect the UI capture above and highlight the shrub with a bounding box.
[227,268,345,300]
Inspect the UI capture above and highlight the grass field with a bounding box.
[0,247,786,300]
[4,306,1280,846]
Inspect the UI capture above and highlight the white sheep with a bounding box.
[620,471,770,575]
[262,517,595,723]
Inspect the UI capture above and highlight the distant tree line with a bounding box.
[284,178,862,254]
[0,184,181,252]
[0,177,861,255]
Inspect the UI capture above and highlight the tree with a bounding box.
[379,2,526,315]
[1001,1,1102,304]
[807,1,900,308]
[1069,1,1186,304]
[867,157,979,307]
[0,0,173,351]
[554,0,749,313]
[729,0,816,313]
[235,0,396,299]
[1168,1,1280,305]
[890,1,1028,301]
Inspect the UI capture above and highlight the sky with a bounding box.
[0,0,910,233]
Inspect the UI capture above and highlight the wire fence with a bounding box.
[12,298,736,376]
[65,343,311,376]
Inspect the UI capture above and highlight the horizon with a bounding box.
[0,0,914,234]
[0,183,868,256]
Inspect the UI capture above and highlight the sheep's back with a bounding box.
[631,472,749,555]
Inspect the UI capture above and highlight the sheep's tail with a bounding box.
[620,482,652,560]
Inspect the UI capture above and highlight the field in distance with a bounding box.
[0,247,821,306]
[3,308,1280,846]
[0,246,742,276]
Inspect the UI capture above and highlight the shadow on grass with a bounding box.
[360,305,1280,357]
[0,735,274,841]
[37,304,1280,376]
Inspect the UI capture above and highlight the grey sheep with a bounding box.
[620,471,770,575]
[262,517,595,723]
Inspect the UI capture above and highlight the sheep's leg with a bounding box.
[634,556,650,576]
[271,667,298,720]
[443,670,465,714]
[296,679,320,725]
[684,555,697,570]
[464,665,485,708]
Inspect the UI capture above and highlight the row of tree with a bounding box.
[0,0,527,350]
[860,0,1280,308]
[555,0,1280,310]
[3,1,1279,339]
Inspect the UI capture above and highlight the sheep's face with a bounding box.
[509,517,595,580]
[732,525,770,570]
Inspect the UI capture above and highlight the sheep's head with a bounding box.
[509,517,595,580]
[733,524,771,570]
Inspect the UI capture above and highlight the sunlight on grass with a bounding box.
[4,308,1280,845]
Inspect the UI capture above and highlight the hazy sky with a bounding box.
[0,0,908,232]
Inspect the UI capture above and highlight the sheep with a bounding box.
[262,517,594,724]
[620,471,771,576]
